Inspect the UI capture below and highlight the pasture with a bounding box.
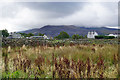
[1,38,119,78]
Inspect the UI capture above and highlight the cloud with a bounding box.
[0,2,118,32]
[54,2,118,27]
[0,0,119,2]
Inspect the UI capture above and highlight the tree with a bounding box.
[84,35,87,38]
[19,33,34,37]
[55,31,69,39]
[72,34,80,39]
[19,33,27,37]
[2,29,9,37]
[27,33,34,37]
[79,35,84,39]
[38,33,44,36]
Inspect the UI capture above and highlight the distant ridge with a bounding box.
[20,25,118,37]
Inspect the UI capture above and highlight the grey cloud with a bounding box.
[18,2,86,18]
[0,2,118,32]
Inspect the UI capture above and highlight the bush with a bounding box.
[72,34,84,39]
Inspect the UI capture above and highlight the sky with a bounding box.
[0,0,119,32]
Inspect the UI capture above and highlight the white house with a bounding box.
[106,34,118,38]
[30,35,49,39]
[87,31,98,38]
[43,35,49,39]
[8,32,22,38]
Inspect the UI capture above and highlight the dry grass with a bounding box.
[2,41,118,78]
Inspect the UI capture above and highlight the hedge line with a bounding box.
[95,36,115,39]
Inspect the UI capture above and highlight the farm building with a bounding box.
[87,31,98,38]
[43,35,49,39]
[106,34,118,38]
[30,35,49,39]
[8,32,22,38]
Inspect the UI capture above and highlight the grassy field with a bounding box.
[1,39,119,78]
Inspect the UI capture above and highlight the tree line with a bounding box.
[1,29,87,39]
[19,33,44,37]
[54,31,87,39]
[1,29,45,37]
[1,29,117,39]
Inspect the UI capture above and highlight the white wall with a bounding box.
[87,31,98,39]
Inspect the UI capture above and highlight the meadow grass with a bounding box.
[2,40,119,78]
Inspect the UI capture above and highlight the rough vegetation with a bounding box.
[2,39,119,78]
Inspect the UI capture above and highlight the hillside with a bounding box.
[20,25,118,37]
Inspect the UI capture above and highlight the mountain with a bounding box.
[20,25,118,37]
